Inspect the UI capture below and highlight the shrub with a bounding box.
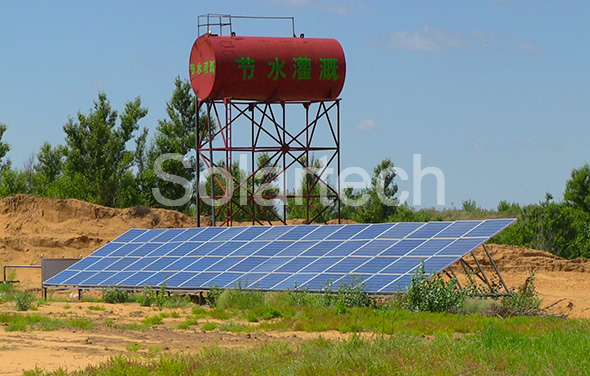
[334,275,374,308]
[14,291,35,311]
[501,272,541,312]
[0,280,16,301]
[137,286,156,307]
[216,285,265,310]
[205,285,223,307]
[285,277,373,309]
[102,286,128,304]
[461,298,501,315]
[494,198,590,259]
[404,264,465,313]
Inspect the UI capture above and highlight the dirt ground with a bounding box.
[0,194,589,374]
[0,300,351,375]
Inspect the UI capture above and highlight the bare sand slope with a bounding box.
[0,194,196,266]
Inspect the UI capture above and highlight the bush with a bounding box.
[0,281,16,301]
[136,286,156,307]
[14,291,35,311]
[216,287,265,310]
[494,198,590,259]
[501,272,541,312]
[461,298,501,315]
[282,277,374,310]
[205,285,223,307]
[333,276,374,308]
[102,286,128,304]
[404,264,465,313]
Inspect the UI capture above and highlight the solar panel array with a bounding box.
[43,219,515,294]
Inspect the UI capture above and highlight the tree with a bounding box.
[564,163,590,213]
[62,92,147,207]
[0,123,11,169]
[34,142,66,183]
[345,158,399,223]
[139,77,210,214]
[495,194,590,259]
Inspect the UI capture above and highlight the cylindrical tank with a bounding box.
[189,34,345,101]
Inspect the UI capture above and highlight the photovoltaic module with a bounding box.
[43,219,515,294]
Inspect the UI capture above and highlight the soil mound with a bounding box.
[0,194,196,266]
[474,244,590,273]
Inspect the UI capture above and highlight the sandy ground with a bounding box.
[0,194,589,374]
[0,301,348,375]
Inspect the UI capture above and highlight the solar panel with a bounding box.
[43,219,515,294]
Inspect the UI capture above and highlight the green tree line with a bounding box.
[0,77,589,259]
[0,77,398,225]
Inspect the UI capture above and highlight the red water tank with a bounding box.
[189,34,345,101]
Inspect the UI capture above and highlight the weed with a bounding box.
[214,284,265,310]
[201,322,218,331]
[0,281,16,301]
[142,315,163,326]
[126,342,142,352]
[5,318,28,331]
[247,306,282,322]
[176,321,191,330]
[149,345,163,354]
[69,318,94,330]
[191,306,207,317]
[209,307,234,320]
[87,305,106,311]
[246,311,259,322]
[218,321,249,333]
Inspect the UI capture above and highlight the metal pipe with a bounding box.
[207,102,215,226]
[3,265,41,282]
[196,98,201,227]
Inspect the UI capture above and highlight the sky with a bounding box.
[1,1,589,209]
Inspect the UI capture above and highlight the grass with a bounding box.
[0,312,94,331]
[142,314,164,326]
[87,305,106,311]
[201,322,217,331]
[28,322,590,375]
[3,287,590,375]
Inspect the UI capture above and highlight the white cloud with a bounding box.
[370,26,541,54]
[356,119,378,131]
[370,26,465,52]
[271,0,372,15]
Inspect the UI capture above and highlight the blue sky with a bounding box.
[1,1,588,209]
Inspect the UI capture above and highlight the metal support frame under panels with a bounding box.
[196,98,341,227]
[443,244,510,296]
